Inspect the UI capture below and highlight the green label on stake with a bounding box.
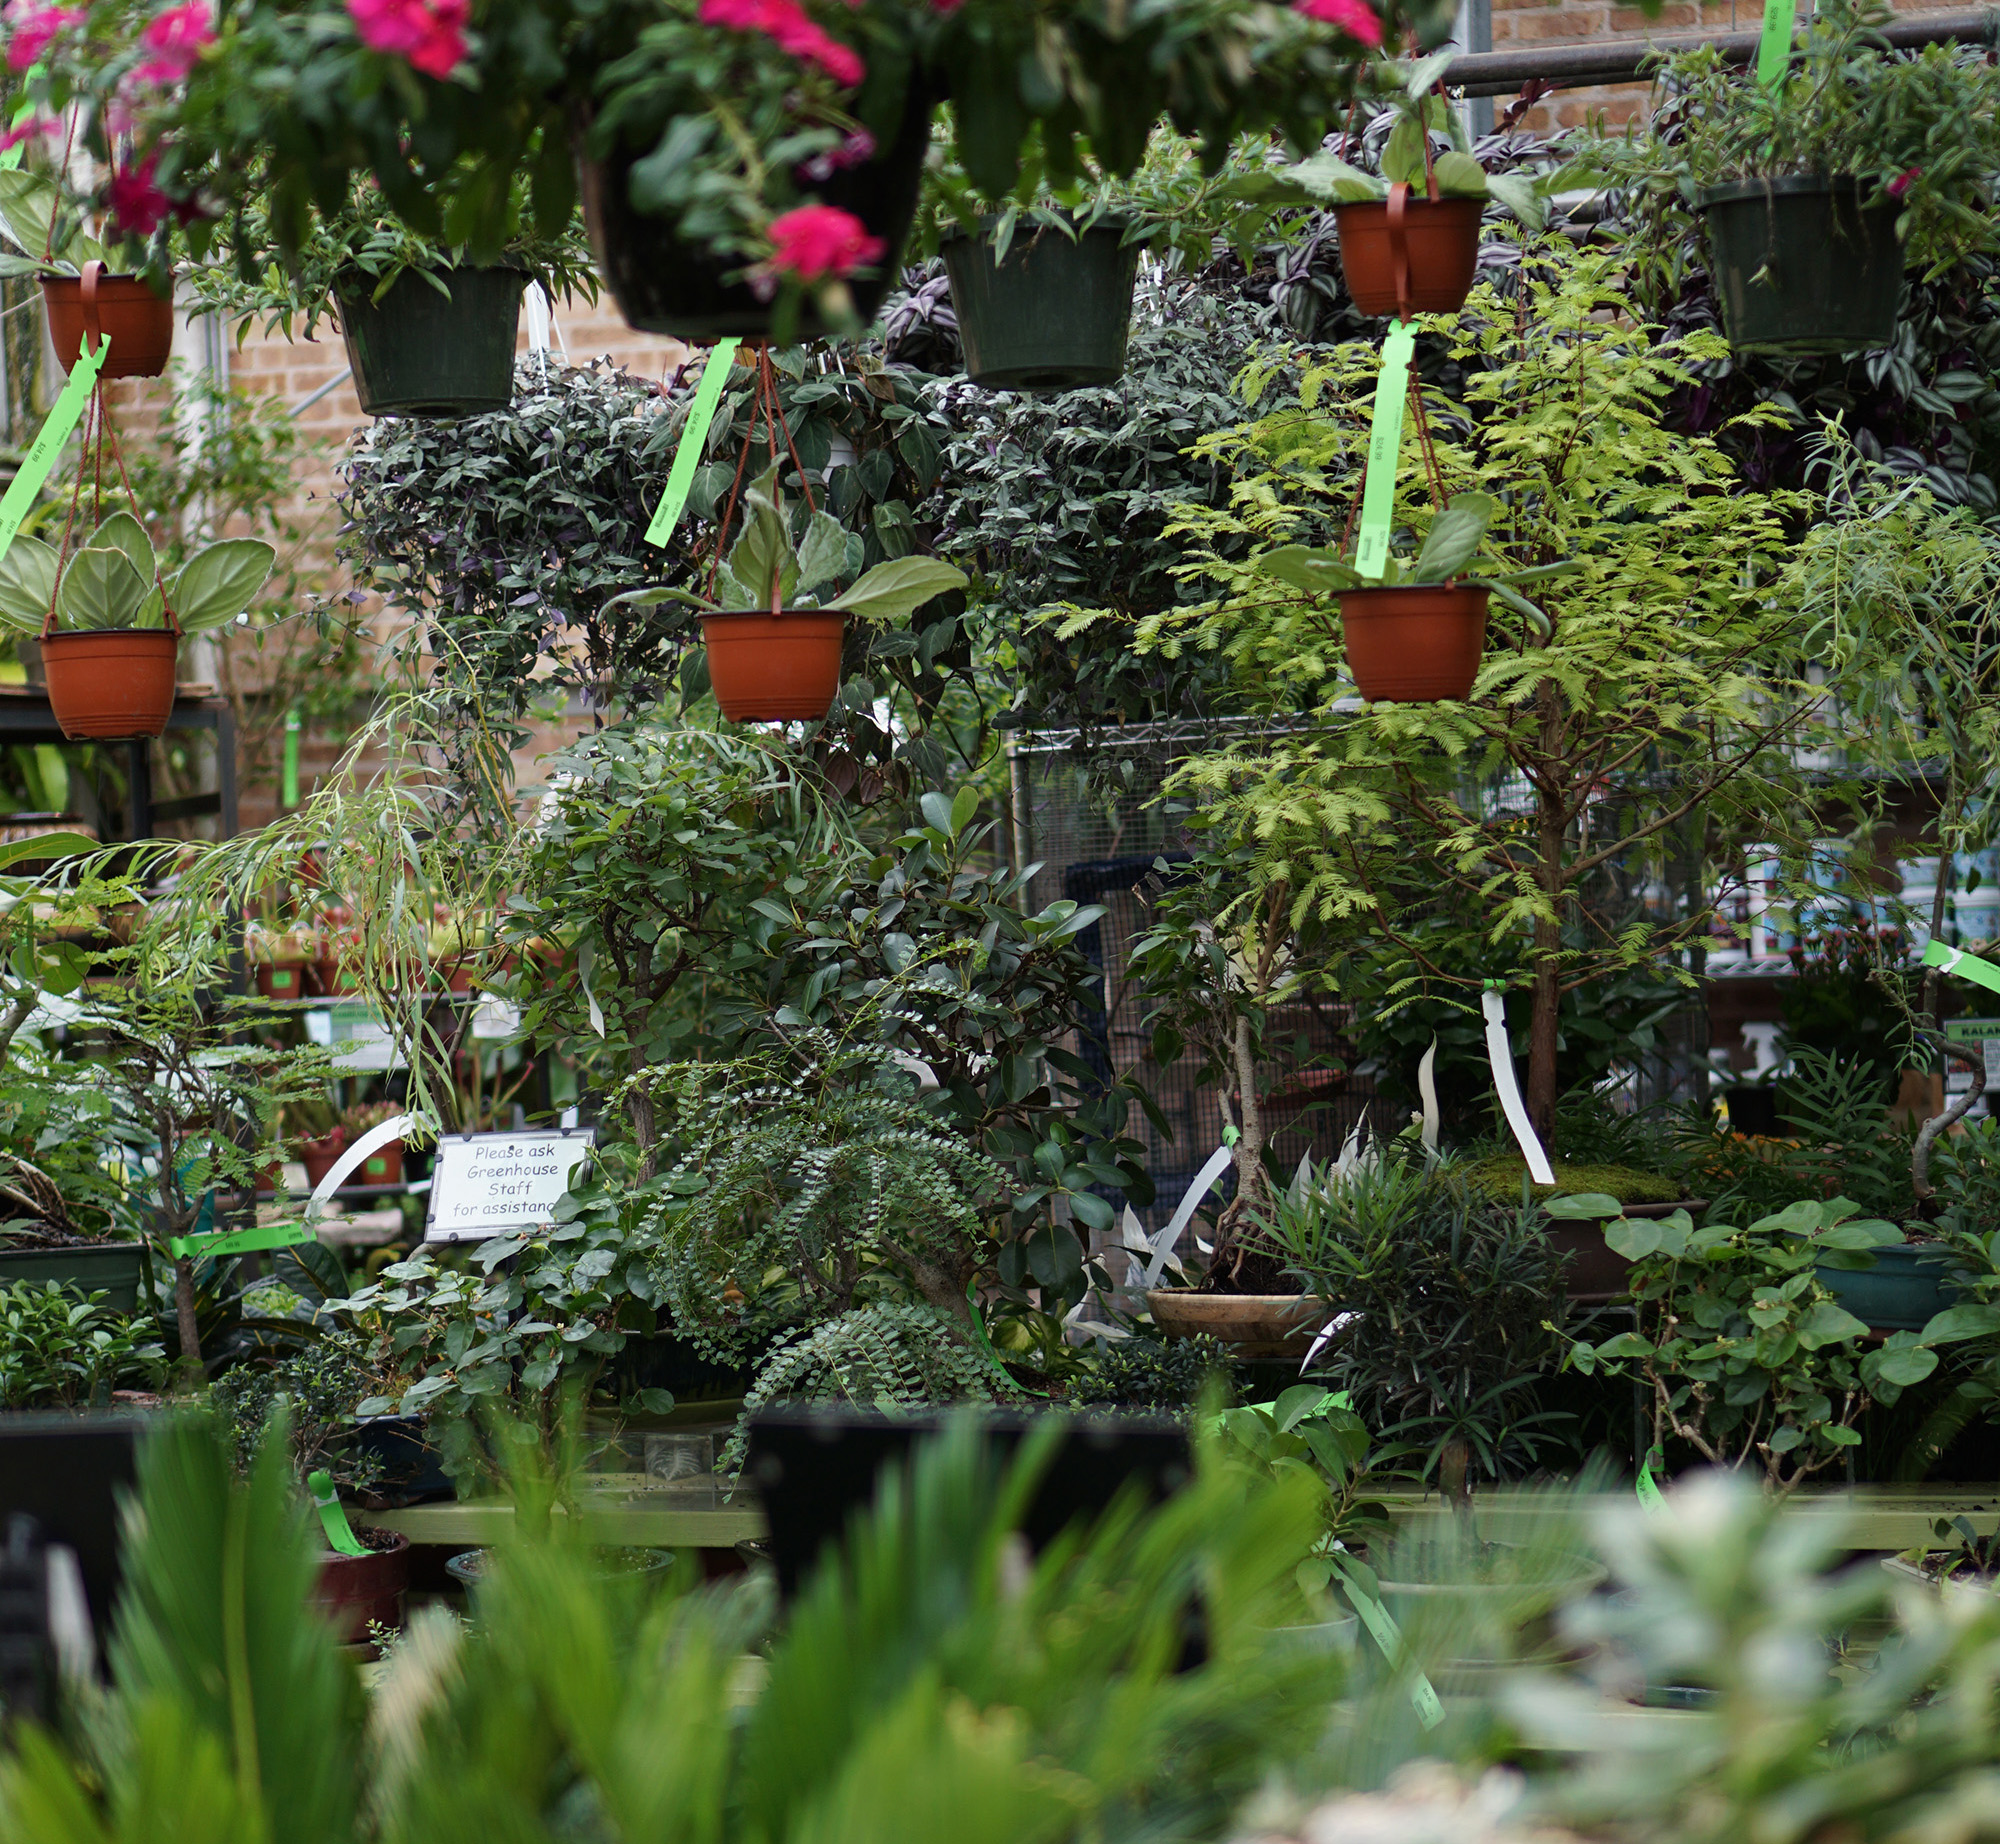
[308,1468,370,1558]
[1756,0,1796,87]
[1347,1579,1445,1729]
[0,335,109,565]
[282,707,301,809]
[1636,1446,1667,1512]
[1924,938,2000,998]
[1354,320,1416,582]
[645,339,741,550]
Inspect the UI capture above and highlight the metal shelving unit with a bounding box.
[0,687,236,842]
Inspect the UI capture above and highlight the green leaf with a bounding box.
[56,545,150,631]
[1541,1192,1621,1220]
[1431,151,1489,199]
[1918,1303,2000,1345]
[1795,1301,1871,1350]
[89,511,157,585]
[1485,169,1548,231]
[1411,493,1496,584]
[1604,1217,1662,1261]
[1870,1344,1939,1387]
[1381,114,1427,187]
[828,555,967,623]
[0,831,95,871]
[1281,152,1384,204]
[0,534,59,634]
[171,539,276,634]
[795,509,849,596]
[948,786,980,837]
[1256,546,1363,595]
[0,169,58,265]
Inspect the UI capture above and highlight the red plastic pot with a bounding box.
[299,1133,348,1191]
[41,263,175,378]
[1334,187,1483,319]
[256,961,311,1000]
[311,1531,411,1648]
[700,610,845,723]
[356,1140,404,1187]
[1338,585,1490,703]
[40,629,178,740]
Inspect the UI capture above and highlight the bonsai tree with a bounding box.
[1151,241,1823,1139]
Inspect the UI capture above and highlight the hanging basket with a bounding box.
[1697,176,1903,355]
[1338,584,1489,703]
[574,81,932,341]
[942,216,1141,391]
[1334,187,1483,319]
[338,265,526,418]
[40,629,178,740]
[41,262,175,379]
[701,610,845,722]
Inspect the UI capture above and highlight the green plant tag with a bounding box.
[1924,939,2000,997]
[1355,320,1416,582]
[1637,1446,1667,1512]
[0,334,108,566]
[282,707,301,809]
[166,1219,316,1261]
[307,1468,369,1558]
[645,339,741,550]
[1346,1579,1445,1729]
[1756,0,1795,87]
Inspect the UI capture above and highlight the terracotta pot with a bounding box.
[355,1139,404,1187]
[701,609,845,723]
[40,628,178,740]
[41,263,175,378]
[1145,1289,1325,1359]
[255,961,311,1001]
[1543,1200,1710,1303]
[254,1163,282,1196]
[1334,189,1484,319]
[299,1134,347,1191]
[315,958,365,997]
[1338,584,1489,703]
[311,1531,411,1647]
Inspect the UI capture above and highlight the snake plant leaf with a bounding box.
[827,555,967,622]
[56,544,150,630]
[796,509,850,597]
[90,510,158,586]
[171,538,277,633]
[1256,546,1366,595]
[0,534,59,633]
[1411,492,1498,583]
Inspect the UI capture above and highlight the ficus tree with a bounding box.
[1146,242,1826,1138]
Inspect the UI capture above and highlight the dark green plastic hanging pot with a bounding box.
[1697,176,1903,355]
[942,215,1141,391]
[338,265,526,418]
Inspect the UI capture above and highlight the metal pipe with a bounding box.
[1443,6,2000,97]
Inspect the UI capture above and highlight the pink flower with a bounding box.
[135,1,212,82]
[106,155,171,237]
[3,2,81,72]
[1292,0,1383,45]
[0,113,51,151]
[697,0,865,86]
[764,203,883,281]
[346,0,468,79]
[1887,166,1922,200]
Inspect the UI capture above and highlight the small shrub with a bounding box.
[0,1281,162,1408]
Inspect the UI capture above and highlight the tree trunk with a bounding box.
[173,1255,203,1389]
[1230,1014,1269,1216]
[627,1085,657,1183]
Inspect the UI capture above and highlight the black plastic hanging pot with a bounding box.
[338,265,526,418]
[1696,176,1904,355]
[941,215,1140,391]
[573,79,933,341]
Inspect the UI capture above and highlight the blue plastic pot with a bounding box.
[1815,1242,1960,1332]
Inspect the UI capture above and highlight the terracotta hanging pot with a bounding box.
[1338,584,1489,703]
[700,610,845,722]
[41,262,175,379]
[1334,184,1483,319]
[40,629,178,739]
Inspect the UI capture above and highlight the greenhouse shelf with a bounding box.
[358,1493,768,1551]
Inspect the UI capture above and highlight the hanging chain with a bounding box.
[702,342,820,608]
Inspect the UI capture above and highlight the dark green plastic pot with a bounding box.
[1816,1241,1958,1332]
[942,217,1141,392]
[338,265,525,418]
[1697,177,1903,355]
[0,1243,144,1313]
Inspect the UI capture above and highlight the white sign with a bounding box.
[423,1130,595,1243]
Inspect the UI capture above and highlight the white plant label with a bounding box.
[424,1130,595,1243]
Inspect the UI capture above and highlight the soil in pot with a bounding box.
[1698,177,1903,355]
[41,629,178,740]
[311,1527,411,1648]
[446,1545,675,1587]
[1334,193,1484,319]
[701,610,845,722]
[574,79,933,341]
[1339,585,1489,703]
[339,265,526,417]
[942,218,1141,391]
[41,267,175,378]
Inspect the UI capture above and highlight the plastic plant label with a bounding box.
[645,339,741,550]
[1756,0,1795,87]
[282,707,301,809]
[1481,985,1555,1184]
[1925,939,2000,998]
[307,1468,369,1558]
[1354,319,1417,581]
[166,1219,316,1261]
[1637,1446,1667,1512]
[0,334,108,565]
[1346,1580,1445,1729]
